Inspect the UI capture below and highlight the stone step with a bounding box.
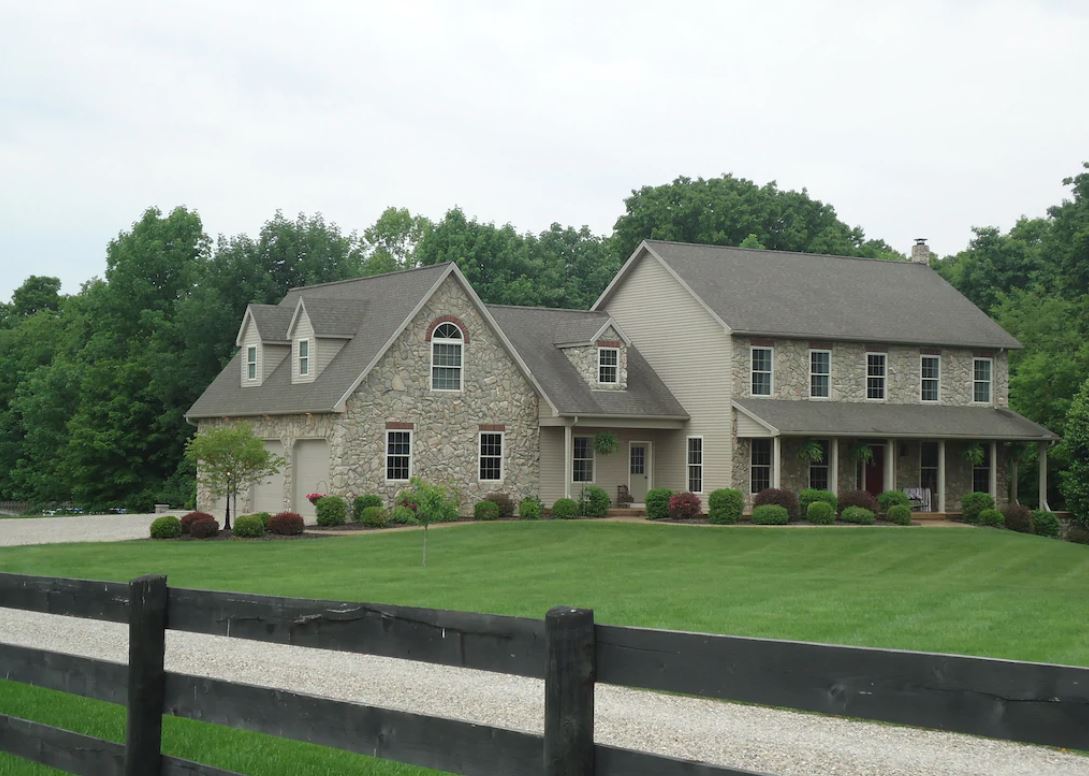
[607,507,646,517]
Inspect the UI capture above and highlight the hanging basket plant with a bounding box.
[593,432,619,455]
[962,443,985,466]
[848,443,874,464]
[796,439,825,465]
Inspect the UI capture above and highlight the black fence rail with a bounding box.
[0,572,1087,776]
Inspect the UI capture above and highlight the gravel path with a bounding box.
[0,513,186,547]
[0,609,1084,776]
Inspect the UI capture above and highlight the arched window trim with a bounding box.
[430,319,464,392]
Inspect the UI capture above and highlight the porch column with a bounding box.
[829,438,839,496]
[1038,442,1050,511]
[772,436,782,489]
[988,441,998,499]
[885,439,896,492]
[563,424,573,500]
[937,440,947,514]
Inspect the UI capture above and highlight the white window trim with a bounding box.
[808,349,831,400]
[478,430,505,483]
[750,346,774,397]
[245,345,258,382]
[597,347,619,385]
[385,429,413,483]
[297,338,310,377]
[920,354,941,403]
[972,357,993,405]
[750,438,772,494]
[865,351,887,402]
[686,435,704,494]
[808,439,830,490]
[430,323,465,393]
[572,435,595,484]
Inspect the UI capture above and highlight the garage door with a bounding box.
[251,440,285,514]
[293,439,330,520]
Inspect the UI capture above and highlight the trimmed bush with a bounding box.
[752,504,789,525]
[645,488,673,520]
[551,498,579,519]
[484,492,515,518]
[837,490,878,514]
[886,504,912,526]
[149,515,181,539]
[389,506,417,526]
[396,479,461,523]
[1002,504,1034,534]
[961,492,995,524]
[841,506,876,525]
[190,517,220,538]
[1033,510,1060,538]
[251,512,271,529]
[668,492,702,520]
[708,488,744,525]
[1067,525,1089,545]
[878,490,911,513]
[978,508,1004,528]
[315,496,348,527]
[578,485,611,517]
[353,494,383,519]
[806,501,835,525]
[361,506,389,528]
[474,500,501,521]
[181,511,213,535]
[753,488,800,521]
[233,514,264,537]
[268,511,304,536]
[799,489,837,513]
[518,497,542,520]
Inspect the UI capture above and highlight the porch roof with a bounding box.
[733,398,1058,441]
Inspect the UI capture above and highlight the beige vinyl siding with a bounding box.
[601,252,733,493]
[292,312,316,383]
[263,344,289,380]
[318,338,347,372]
[240,319,262,386]
[539,427,566,505]
[736,413,772,437]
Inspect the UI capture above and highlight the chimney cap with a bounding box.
[914,237,928,245]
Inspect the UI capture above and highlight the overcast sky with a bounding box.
[2,1,1087,300]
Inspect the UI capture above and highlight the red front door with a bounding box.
[864,445,884,496]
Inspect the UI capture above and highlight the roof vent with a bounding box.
[911,238,931,265]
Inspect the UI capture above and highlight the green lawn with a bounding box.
[1,521,1087,774]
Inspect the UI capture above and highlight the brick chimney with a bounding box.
[911,238,931,265]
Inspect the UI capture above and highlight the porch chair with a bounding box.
[616,484,634,507]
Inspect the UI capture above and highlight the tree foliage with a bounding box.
[1060,377,1089,528]
[184,424,285,530]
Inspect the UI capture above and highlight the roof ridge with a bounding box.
[488,303,606,314]
[287,262,451,292]
[644,239,914,266]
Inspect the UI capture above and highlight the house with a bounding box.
[187,239,1057,518]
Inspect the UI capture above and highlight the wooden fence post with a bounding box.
[124,574,168,776]
[544,606,595,776]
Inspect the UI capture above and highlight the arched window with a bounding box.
[431,322,463,391]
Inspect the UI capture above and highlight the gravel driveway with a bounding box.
[0,513,180,547]
[0,608,1084,776]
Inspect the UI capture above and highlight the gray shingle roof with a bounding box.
[246,304,294,343]
[733,398,1057,440]
[188,264,450,418]
[297,298,370,338]
[488,305,688,418]
[619,241,1021,350]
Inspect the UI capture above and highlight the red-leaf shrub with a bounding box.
[484,492,515,518]
[189,517,220,539]
[181,511,213,535]
[268,511,305,536]
[837,490,878,514]
[668,492,702,519]
[753,488,800,521]
[1001,504,1034,534]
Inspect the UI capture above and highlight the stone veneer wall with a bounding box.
[560,326,628,391]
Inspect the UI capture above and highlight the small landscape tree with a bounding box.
[184,424,284,530]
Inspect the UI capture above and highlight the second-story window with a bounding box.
[751,347,773,396]
[431,322,463,391]
[598,347,619,384]
[810,350,830,398]
[866,352,886,400]
[246,346,257,380]
[973,358,992,403]
[921,355,940,402]
[297,339,310,376]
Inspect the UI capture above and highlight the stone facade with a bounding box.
[561,327,628,391]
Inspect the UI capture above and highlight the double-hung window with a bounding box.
[810,350,831,398]
[687,437,703,493]
[297,339,310,376]
[866,352,886,400]
[972,444,991,494]
[920,441,939,496]
[751,347,773,396]
[750,439,771,493]
[246,346,257,381]
[573,437,594,483]
[808,440,830,490]
[479,432,503,482]
[973,358,992,404]
[386,430,412,482]
[431,323,463,391]
[597,348,619,384]
[921,355,940,402]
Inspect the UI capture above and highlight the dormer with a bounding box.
[236,304,292,387]
[555,316,630,391]
[286,297,367,383]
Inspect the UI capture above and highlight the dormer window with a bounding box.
[246,346,257,381]
[298,339,310,376]
[431,322,463,391]
[597,347,619,384]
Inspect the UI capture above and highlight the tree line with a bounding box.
[0,169,1085,512]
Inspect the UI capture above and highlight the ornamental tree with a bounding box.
[184,424,284,530]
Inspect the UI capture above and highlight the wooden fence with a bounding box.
[0,572,1087,775]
